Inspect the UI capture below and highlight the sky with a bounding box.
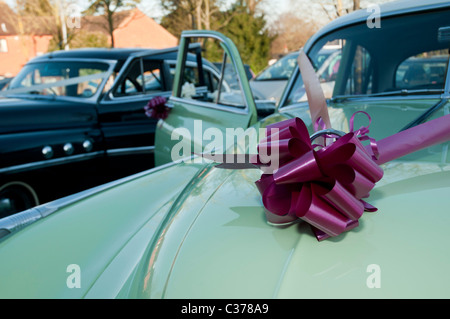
[4,0,291,25]
[3,0,392,28]
[133,0,291,24]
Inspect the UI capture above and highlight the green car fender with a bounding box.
[0,161,211,298]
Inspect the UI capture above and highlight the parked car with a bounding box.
[249,51,299,103]
[0,77,12,90]
[250,48,341,103]
[0,0,450,300]
[213,62,255,81]
[0,46,222,217]
[395,55,448,90]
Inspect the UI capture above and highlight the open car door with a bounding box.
[154,30,258,166]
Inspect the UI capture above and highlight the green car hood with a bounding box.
[0,158,449,298]
[154,162,450,299]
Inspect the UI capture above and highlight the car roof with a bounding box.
[32,48,170,61]
[304,0,450,52]
[26,47,195,72]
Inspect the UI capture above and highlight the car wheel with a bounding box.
[0,181,39,218]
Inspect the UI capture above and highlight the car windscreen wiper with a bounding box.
[399,98,449,131]
[332,89,444,101]
[368,89,444,97]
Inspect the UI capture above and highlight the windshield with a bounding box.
[255,53,298,81]
[284,8,450,105]
[6,61,111,98]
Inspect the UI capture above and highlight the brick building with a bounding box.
[84,8,178,49]
[0,3,178,78]
[0,2,53,77]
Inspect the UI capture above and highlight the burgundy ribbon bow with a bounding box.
[144,96,169,119]
[255,117,384,241]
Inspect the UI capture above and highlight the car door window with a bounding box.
[284,41,374,105]
[154,31,258,166]
[176,39,246,109]
[284,41,343,104]
[343,45,373,96]
[113,58,164,97]
[170,62,219,98]
[395,50,449,90]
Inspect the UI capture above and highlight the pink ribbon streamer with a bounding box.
[298,49,331,130]
[372,113,450,165]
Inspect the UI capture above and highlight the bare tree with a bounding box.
[12,0,75,51]
[239,0,263,15]
[269,11,321,57]
[84,0,140,48]
[160,0,233,37]
[318,0,392,21]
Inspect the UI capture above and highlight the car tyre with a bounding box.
[0,181,39,218]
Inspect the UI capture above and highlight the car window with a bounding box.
[395,50,449,90]
[282,8,450,106]
[170,62,219,97]
[176,39,246,109]
[343,45,373,95]
[8,61,110,98]
[255,53,298,81]
[113,58,164,97]
[285,44,343,104]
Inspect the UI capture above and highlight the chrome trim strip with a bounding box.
[310,129,346,141]
[106,146,155,156]
[103,91,172,104]
[0,151,105,174]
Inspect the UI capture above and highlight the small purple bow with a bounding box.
[144,96,169,120]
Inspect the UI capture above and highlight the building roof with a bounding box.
[26,46,201,73]
[81,9,133,35]
[0,1,18,36]
[82,8,178,48]
[0,3,177,46]
[32,47,170,61]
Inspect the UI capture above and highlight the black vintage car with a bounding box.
[0,46,222,217]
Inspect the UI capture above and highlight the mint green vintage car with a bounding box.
[0,0,449,299]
